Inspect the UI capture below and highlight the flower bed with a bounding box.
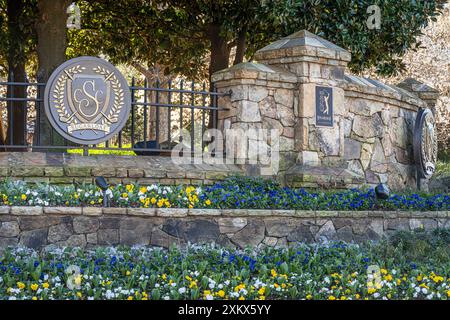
[0,177,448,211]
[0,229,449,300]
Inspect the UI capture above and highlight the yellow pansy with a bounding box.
[30,283,38,291]
[139,187,147,194]
[127,296,133,300]
[258,287,265,295]
[21,194,27,201]
[203,290,211,297]
[306,294,312,300]
[205,199,211,206]
[328,295,336,300]
[17,282,25,290]
[217,290,225,298]
[126,184,134,192]
[74,275,82,286]
[122,193,128,199]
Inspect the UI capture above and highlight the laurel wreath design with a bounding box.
[52,65,85,124]
[93,66,124,124]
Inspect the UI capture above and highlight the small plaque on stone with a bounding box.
[315,86,333,127]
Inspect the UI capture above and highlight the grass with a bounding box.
[67,143,136,156]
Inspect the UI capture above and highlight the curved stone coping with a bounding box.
[1,206,448,219]
[342,80,426,111]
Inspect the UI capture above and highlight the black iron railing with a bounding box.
[0,75,228,155]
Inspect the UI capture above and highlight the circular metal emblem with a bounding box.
[44,56,131,145]
[413,108,437,179]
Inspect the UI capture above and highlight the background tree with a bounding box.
[0,0,446,148]
[248,0,447,76]
[0,0,37,147]
[35,0,72,146]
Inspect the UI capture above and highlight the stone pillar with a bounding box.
[254,30,351,168]
[212,62,297,178]
[397,78,439,114]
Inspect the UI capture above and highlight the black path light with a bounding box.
[95,176,110,207]
[375,183,390,200]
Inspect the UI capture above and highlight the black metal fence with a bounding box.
[0,75,228,155]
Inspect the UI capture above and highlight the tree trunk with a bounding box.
[233,27,247,65]
[5,0,28,150]
[208,24,230,129]
[34,0,71,148]
[208,24,231,79]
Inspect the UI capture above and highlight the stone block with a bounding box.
[44,167,64,177]
[0,206,10,214]
[150,228,182,248]
[344,138,362,160]
[103,207,127,215]
[0,221,20,237]
[188,209,222,216]
[73,217,99,234]
[237,100,261,122]
[11,206,43,216]
[48,223,74,242]
[218,218,247,233]
[64,167,92,177]
[127,208,156,216]
[230,220,265,248]
[82,207,103,216]
[298,151,320,166]
[128,169,144,178]
[19,228,48,249]
[56,234,86,248]
[98,229,119,245]
[157,208,188,217]
[44,207,82,215]
[91,168,117,177]
[10,167,44,177]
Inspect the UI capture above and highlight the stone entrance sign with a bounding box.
[213,30,439,190]
[44,56,131,145]
[315,86,333,127]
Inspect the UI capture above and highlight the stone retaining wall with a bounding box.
[0,206,448,252]
[0,152,242,185]
[213,30,439,190]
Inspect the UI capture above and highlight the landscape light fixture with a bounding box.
[375,183,390,200]
[95,176,109,207]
